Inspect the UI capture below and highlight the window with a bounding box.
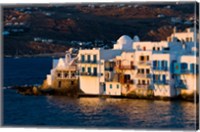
[146,69,150,74]
[71,81,74,85]
[88,67,91,74]
[103,84,106,92]
[181,63,188,70]
[72,73,75,77]
[87,55,91,62]
[93,55,97,63]
[110,84,112,89]
[190,63,195,73]
[153,61,157,68]
[64,73,68,78]
[57,73,61,77]
[138,80,141,85]
[153,74,156,82]
[142,80,145,85]
[138,69,141,73]
[82,67,85,72]
[155,75,160,81]
[116,84,119,89]
[141,69,145,74]
[81,55,85,62]
[157,47,160,51]
[140,56,144,61]
[93,67,97,75]
[147,56,149,61]
[153,47,155,51]
[143,47,146,51]
[162,75,166,83]
[161,60,165,67]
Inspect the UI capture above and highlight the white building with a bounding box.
[45,28,198,98]
[45,50,78,89]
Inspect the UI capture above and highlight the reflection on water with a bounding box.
[46,96,198,129]
[4,57,198,129]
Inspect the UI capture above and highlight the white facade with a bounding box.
[78,48,122,95]
[46,28,198,98]
[46,50,78,87]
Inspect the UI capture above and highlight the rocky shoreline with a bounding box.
[8,85,199,103]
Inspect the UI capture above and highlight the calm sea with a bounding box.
[3,57,199,130]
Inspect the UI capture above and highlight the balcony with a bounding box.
[136,73,151,78]
[78,60,98,64]
[138,61,151,66]
[79,72,98,76]
[153,67,168,71]
[115,65,135,71]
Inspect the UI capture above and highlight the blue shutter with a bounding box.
[162,75,166,83]
[158,61,161,70]
[153,74,155,82]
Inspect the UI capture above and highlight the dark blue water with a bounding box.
[3,57,198,130]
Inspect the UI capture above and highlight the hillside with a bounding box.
[3,3,196,56]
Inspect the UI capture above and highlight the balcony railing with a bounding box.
[79,72,98,76]
[115,65,135,70]
[78,60,98,64]
[152,67,168,71]
[136,73,151,78]
[138,61,151,66]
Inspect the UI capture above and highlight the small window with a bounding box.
[71,81,74,85]
[72,73,75,77]
[146,56,149,61]
[88,67,91,74]
[143,47,146,51]
[110,84,112,89]
[142,80,145,85]
[153,47,155,51]
[64,73,68,78]
[141,69,145,74]
[140,56,144,61]
[57,73,61,77]
[157,47,160,51]
[93,55,97,63]
[146,69,150,74]
[87,55,91,62]
[81,55,85,62]
[116,84,119,89]
[82,67,85,72]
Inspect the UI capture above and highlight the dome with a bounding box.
[117,35,133,45]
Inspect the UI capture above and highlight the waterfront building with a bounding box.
[45,50,79,89]
[44,28,199,98]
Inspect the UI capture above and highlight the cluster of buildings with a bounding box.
[45,28,199,98]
